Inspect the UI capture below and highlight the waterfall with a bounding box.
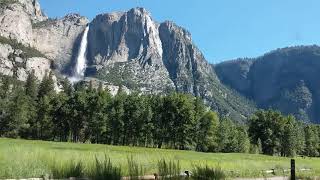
[70,25,89,82]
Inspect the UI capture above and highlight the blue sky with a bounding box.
[39,0,320,63]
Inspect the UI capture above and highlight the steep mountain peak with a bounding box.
[89,7,163,65]
[128,7,150,16]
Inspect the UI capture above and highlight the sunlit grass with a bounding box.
[0,138,319,179]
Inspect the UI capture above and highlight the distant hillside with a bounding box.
[215,45,320,123]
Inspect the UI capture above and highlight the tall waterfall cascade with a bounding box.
[70,25,90,82]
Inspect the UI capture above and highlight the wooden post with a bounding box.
[154,173,158,180]
[291,159,295,180]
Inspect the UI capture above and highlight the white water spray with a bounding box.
[70,25,89,82]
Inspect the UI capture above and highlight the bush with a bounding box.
[88,155,122,180]
[192,165,226,180]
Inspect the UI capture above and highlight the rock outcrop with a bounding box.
[0,42,52,81]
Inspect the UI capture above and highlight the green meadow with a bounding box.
[0,138,319,179]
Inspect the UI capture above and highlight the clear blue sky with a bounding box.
[39,0,320,63]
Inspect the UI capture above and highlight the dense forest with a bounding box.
[0,71,319,157]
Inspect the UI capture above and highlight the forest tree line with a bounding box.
[0,71,319,157]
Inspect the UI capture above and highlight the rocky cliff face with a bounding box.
[0,40,51,81]
[0,1,255,121]
[32,14,89,72]
[87,8,174,93]
[86,8,255,120]
[215,46,320,123]
[0,0,88,82]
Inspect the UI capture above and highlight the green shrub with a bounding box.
[192,165,226,180]
[88,155,122,180]
[50,160,84,179]
[157,159,181,180]
[0,36,46,58]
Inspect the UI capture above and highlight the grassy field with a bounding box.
[0,138,319,179]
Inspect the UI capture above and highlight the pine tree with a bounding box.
[86,87,111,143]
[51,92,70,141]
[38,71,55,98]
[4,87,29,138]
[36,71,55,139]
[24,70,38,138]
[108,92,125,145]
[25,70,38,100]
[60,77,73,96]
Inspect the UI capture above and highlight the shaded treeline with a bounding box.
[0,72,319,157]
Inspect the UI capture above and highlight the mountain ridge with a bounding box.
[215,45,320,123]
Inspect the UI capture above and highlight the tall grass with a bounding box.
[192,165,226,180]
[127,156,145,180]
[50,160,84,179]
[88,155,122,180]
[1,138,320,179]
[157,159,181,180]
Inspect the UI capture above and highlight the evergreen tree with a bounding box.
[217,118,238,152]
[4,87,29,138]
[38,71,55,98]
[86,86,111,143]
[163,93,196,149]
[60,77,73,96]
[36,71,55,139]
[196,111,219,152]
[140,96,154,147]
[108,92,125,145]
[236,126,250,153]
[68,86,88,142]
[37,95,54,140]
[304,125,319,157]
[248,110,286,155]
[281,115,299,157]
[51,92,70,141]
[24,70,38,138]
[25,70,38,100]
